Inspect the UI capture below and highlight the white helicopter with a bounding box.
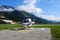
[22,17,35,28]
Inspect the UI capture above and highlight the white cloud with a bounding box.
[23,0,37,5]
[39,15,60,21]
[16,0,42,14]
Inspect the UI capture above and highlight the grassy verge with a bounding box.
[0,24,60,40]
[0,24,22,30]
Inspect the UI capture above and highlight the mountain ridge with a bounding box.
[0,5,59,24]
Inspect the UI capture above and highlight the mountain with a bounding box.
[3,10,58,24]
[0,5,59,24]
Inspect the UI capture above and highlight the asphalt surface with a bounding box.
[0,28,52,40]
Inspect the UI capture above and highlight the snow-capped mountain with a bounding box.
[0,5,14,12]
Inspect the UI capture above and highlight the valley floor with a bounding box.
[0,24,60,40]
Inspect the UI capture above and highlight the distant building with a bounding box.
[0,16,6,19]
[0,20,15,24]
[0,16,15,24]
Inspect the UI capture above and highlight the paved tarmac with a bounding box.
[0,28,52,40]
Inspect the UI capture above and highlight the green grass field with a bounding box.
[0,24,60,40]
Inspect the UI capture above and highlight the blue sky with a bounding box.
[38,0,60,17]
[0,0,60,21]
[0,0,23,7]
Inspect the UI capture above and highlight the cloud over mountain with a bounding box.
[16,0,60,22]
[16,0,43,14]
